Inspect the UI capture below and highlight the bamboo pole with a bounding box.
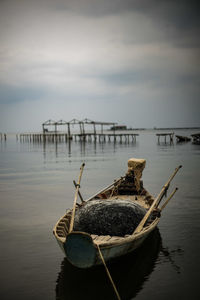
[69,163,85,233]
[73,180,84,202]
[160,187,178,211]
[85,177,125,202]
[97,245,121,300]
[133,165,182,234]
[155,165,182,208]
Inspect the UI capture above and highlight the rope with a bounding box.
[110,179,122,198]
[97,244,121,300]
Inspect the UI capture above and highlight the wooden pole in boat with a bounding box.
[160,187,178,211]
[97,244,121,300]
[133,165,182,234]
[69,163,85,233]
[73,180,84,203]
[155,165,182,208]
[85,177,125,202]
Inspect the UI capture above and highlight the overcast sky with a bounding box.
[0,0,199,132]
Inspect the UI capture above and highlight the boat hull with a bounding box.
[54,217,159,268]
[99,222,158,265]
[53,160,181,269]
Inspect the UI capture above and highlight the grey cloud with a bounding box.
[58,0,200,47]
[53,0,199,28]
[0,0,199,131]
[96,69,157,87]
[0,84,47,104]
[1,0,199,48]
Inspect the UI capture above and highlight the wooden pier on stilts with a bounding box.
[19,132,139,143]
[156,132,174,143]
[19,119,139,144]
[0,133,6,141]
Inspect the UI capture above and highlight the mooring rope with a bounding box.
[97,244,121,300]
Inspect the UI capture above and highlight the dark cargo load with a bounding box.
[73,199,147,237]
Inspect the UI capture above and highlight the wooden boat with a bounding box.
[176,135,191,142]
[53,159,181,269]
[191,133,200,144]
[56,229,161,300]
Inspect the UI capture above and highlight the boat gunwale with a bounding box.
[53,178,160,249]
[53,208,160,248]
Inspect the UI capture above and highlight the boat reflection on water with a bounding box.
[56,228,162,300]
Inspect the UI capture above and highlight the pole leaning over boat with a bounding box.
[133,165,182,235]
[69,163,85,233]
[160,187,178,211]
[85,176,125,202]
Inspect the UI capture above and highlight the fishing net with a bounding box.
[73,199,147,237]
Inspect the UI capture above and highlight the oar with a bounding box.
[69,163,85,233]
[73,180,84,203]
[160,187,178,211]
[133,165,182,235]
[155,165,182,208]
[85,176,125,202]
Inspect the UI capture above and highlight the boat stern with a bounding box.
[64,232,96,268]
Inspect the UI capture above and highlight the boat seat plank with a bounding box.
[94,235,124,245]
[91,234,99,240]
[62,218,70,225]
[109,236,124,242]
[91,235,112,242]
[96,236,109,242]
[102,235,112,241]
[60,221,69,232]
[56,230,65,237]
[57,225,67,236]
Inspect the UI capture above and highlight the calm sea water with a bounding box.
[0,129,200,300]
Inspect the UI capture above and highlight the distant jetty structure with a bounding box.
[191,133,200,144]
[110,125,127,131]
[156,132,174,143]
[0,133,6,140]
[19,118,139,143]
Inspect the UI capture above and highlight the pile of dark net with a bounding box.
[73,199,147,237]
